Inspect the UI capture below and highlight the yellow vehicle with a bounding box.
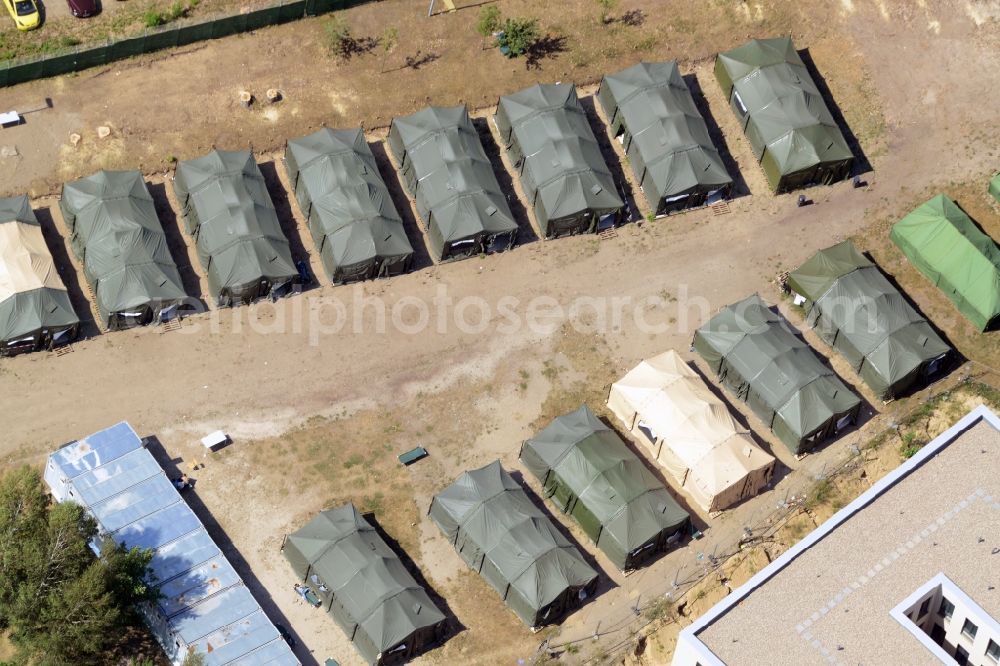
[3,0,40,30]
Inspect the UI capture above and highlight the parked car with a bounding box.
[66,0,97,17]
[3,0,39,30]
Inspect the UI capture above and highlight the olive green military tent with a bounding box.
[890,194,1000,331]
[282,503,446,665]
[520,405,690,571]
[715,37,853,193]
[60,170,187,330]
[598,61,732,215]
[387,106,518,261]
[608,350,775,513]
[429,460,598,628]
[173,150,298,307]
[494,83,624,237]
[285,128,413,284]
[990,172,1000,204]
[0,196,78,355]
[693,294,862,454]
[788,240,952,400]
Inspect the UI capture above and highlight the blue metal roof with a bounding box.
[49,421,142,480]
[71,447,162,507]
[91,474,181,533]
[171,585,260,643]
[158,556,242,617]
[189,606,294,666]
[227,638,304,666]
[114,496,204,551]
[45,422,299,666]
[150,529,221,585]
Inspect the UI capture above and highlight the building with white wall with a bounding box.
[672,404,1000,666]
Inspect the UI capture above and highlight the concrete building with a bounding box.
[673,405,1000,666]
[44,422,299,666]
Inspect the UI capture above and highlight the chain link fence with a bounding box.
[0,0,369,87]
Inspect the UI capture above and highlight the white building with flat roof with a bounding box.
[673,404,1000,666]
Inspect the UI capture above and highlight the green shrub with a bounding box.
[500,16,539,57]
[476,5,501,38]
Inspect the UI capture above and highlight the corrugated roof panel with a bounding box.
[49,422,142,480]
[71,447,162,507]
[158,556,242,617]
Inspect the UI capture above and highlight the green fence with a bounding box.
[0,0,369,87]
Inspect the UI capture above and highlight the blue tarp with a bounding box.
[45,422,299,666]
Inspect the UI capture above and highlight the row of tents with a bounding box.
[283,405,693,664]
[693,231,969,455]
[0,37,859,347]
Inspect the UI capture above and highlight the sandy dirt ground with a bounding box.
[2,1,1000,665]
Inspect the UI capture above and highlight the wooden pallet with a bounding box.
[776,270,790,293]
[160,318,182,334]
[711,201,731,216]
[598,227,618,241]
[53,344,74,357]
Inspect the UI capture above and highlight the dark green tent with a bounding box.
[598,61,732,215]
[173,150,298,307]
[494,83,623,237]
[282,503,447,665]
[520,405,690,571]
[788,241,952,400]
[890,194,1000,331]
[285,128,413,284]
[428,460,598,628]
[60,170,187,330]
[693,294,862,454]
[387,106,518,261]
[0,195,78,355]
[990,172,1000,204]
[715,37,853,193]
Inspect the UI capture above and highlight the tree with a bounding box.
[325,14,354,60]
[380,27,398,73]
[500,17,540,58]
[0,466,156,664]
[476,5,502,40]
[182,651,207,666]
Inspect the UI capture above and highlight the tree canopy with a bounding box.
[0,466,157,665]
[501,17,539,57]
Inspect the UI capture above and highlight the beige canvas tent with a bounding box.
[608,350,775,512]
[0,196,79,355]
